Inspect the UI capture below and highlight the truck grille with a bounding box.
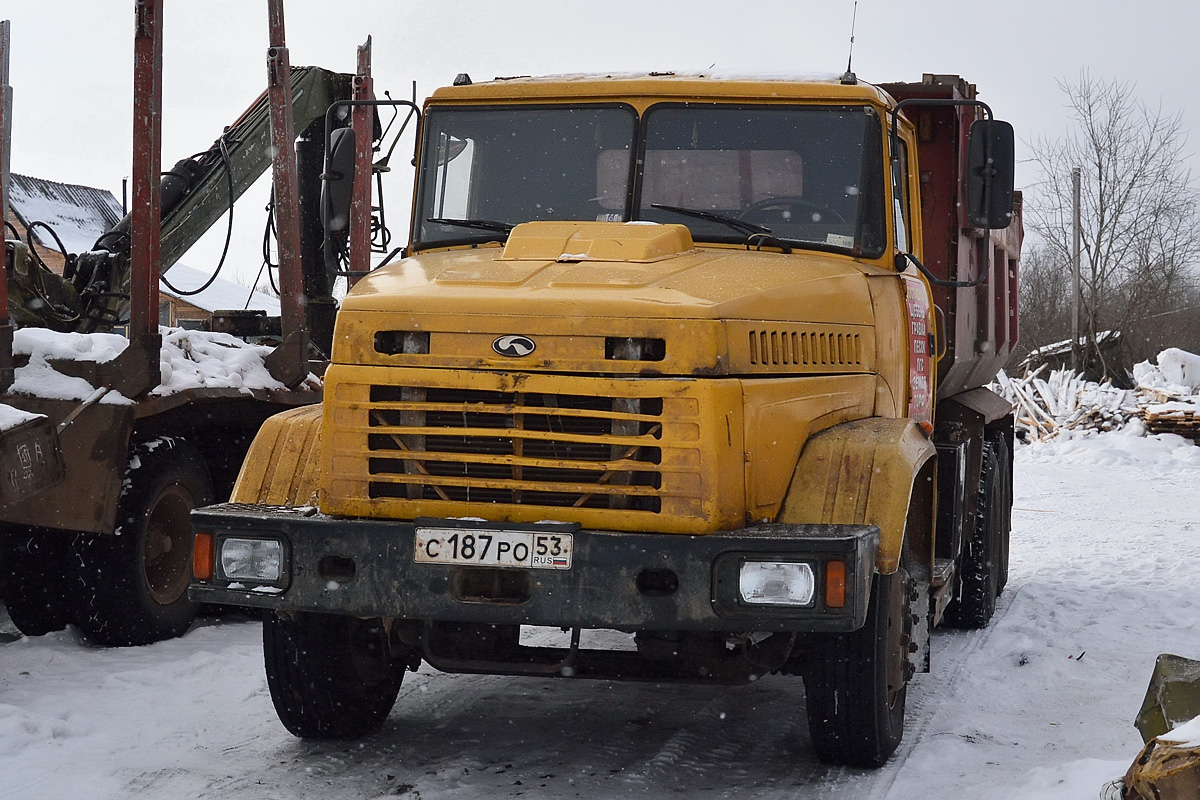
[365,387,665,511]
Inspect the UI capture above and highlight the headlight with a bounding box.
[738,561,815,606]
[220,538,283,582]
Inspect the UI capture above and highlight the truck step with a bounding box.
[931,558,955,587]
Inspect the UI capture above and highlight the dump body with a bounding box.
[192,72,1020,767]
[881,75,1022,398]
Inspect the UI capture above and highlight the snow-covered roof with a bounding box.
[1021,330,1121,364]
[7,173,122,254]
[160,263,281,315]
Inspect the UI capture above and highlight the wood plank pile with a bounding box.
[1140,403,1200,444]
[993,352,1200,443]
[995,368,1138,440]
[1132,350,1200,444]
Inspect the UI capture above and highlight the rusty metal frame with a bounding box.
[261,0,309,388]
[129,0,163,341]
[347,37,374,287]
[110,0,166,399]
[1,19,13,393]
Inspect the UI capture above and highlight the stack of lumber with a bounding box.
[1133,349,1200,444]
[1141,403,1200,443]
[995,367,1138,440]
[993,349,1200,444]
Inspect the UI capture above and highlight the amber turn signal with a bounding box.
[193,532,215,581]
[824,560,846,608]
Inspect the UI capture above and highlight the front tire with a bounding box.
[264,612,406,739]
[803,569,911,767]
[74,438,214,646]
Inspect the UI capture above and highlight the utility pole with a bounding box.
[1071,166,1081,373]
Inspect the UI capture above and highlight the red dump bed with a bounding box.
[881,75,1022,400]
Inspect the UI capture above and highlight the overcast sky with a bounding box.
[3,0,1197,286]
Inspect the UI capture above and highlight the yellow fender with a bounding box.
[778,417,935,574]
[230,404,324,506]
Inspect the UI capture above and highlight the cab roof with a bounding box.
[427,72,900,108]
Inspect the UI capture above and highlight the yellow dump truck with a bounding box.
[191,72,1021,767]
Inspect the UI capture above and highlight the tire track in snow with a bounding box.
[853,487,1055,799]
[848,586,1023,800]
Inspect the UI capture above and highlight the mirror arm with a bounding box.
[887,97,993,162]
[896,251,988,289]
[320,98,422,270]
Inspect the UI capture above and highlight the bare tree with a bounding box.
[1011,243,1070,363]
[1027,73,1200,379]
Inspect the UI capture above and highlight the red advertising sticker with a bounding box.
[903,276,933,424]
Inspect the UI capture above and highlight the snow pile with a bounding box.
[1161,716,1200,748]
[8,329,132,403]
[7,327,316,404]
[995,348,1200,443]
[154,328,313,395]
[0,403,45,433]
[1140,347,1200,392]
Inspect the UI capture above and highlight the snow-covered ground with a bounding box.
[1,429,1197,799]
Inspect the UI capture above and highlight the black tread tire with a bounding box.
[803,570,910,767]
[944,439,1003,629]
[264,612,405,739]
[74,438,213,646]
[1,528,74,636]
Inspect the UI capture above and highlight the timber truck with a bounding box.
[190,70,1021,767]
[0,2,386,646]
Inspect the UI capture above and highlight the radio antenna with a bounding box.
[840,0,859,85]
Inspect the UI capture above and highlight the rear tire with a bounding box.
[1,528,74,636]
[803,569,910,767]
[264,612,405,739]
[944,439,1004,629]
[74,438,213,646]
[993,433,1013,595]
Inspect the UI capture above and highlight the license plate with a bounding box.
[414,526,573,570]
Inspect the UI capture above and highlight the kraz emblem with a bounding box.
[492,335,536,357]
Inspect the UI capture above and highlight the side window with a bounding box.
[891,139,911,253]
[430,133,476,219]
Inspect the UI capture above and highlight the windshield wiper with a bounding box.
[649,204,792,254]
[427,218,515,237]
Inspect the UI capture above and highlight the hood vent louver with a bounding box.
[747,329,863,369]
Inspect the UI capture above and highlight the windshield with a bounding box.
[637,105,886,256]
[413,102,886,257]
[416,105,637,247]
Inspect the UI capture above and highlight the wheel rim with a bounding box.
[142,484,195,606]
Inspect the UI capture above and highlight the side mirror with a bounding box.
[321,127,356,234]
[965,119,1015,229]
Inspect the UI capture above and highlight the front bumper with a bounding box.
[190,504,879,633]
